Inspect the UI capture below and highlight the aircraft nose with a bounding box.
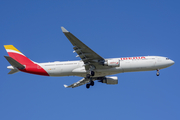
[169,59,175,66]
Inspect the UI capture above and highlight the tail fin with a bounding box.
[4,45,49,76]
[4,45,33,65]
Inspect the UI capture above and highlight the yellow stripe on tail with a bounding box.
[4,45,22,53]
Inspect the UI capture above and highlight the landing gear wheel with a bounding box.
[91,71,95,76]
[86,84,90,89]
[156,72,160,76]
[90,81,94,86]
[156,69,160,76]
[86,74,91,79]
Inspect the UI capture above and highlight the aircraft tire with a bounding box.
[156,72,160,76]
[86,74,91,79]
[91,71,95,76]
[90,81,94,86]
[86,84,90,89]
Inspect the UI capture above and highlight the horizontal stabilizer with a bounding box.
[4,56,25,69]
[8,69,19,74]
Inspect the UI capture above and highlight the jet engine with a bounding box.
[99,76,118,85]
[103,59,120,67]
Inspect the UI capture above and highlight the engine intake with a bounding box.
[99,76,118,85]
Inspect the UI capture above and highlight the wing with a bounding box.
[64,77,90,88]
[61,27,104,70]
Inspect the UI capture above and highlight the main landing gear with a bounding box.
[86,71,95,89]
[86,80,94,89]
[86,65,95,89]
[86,71,95,79]
[156,69,160,76]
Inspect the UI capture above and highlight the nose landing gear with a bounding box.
[156,69,160,76]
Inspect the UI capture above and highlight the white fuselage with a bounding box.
[38,56,174,77]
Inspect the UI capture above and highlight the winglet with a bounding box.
[64,84,69,88]
[61,27,69,33]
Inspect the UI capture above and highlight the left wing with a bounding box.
[64,78,90,88]
[61,27,109,88]
[61,27,104,70]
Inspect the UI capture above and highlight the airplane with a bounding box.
[4,27,175,89]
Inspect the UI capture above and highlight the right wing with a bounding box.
[64,78,90,88]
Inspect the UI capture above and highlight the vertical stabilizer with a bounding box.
[4,45,49,76]
[4,45,33,65]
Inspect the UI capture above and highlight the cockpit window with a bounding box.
[166,58,169,60]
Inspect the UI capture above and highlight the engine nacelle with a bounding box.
[104,59,120,67]
[100,76,118,85]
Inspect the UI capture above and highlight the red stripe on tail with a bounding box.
[8,52,49,76]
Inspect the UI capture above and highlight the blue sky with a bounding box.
[0,1,180,120]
